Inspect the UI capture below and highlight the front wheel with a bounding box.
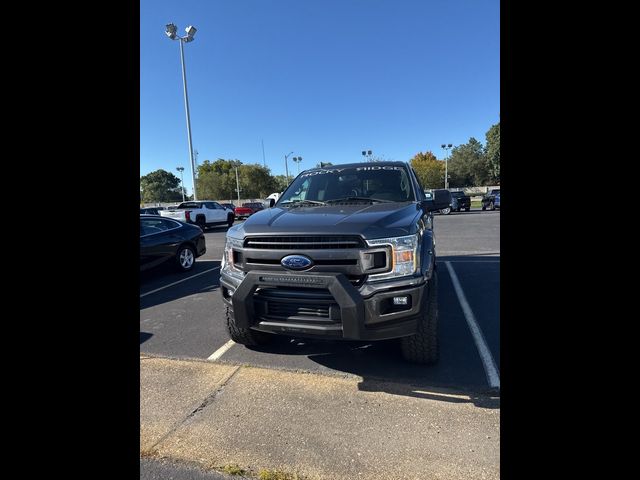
[465,207,470,212]
[401,269,438,364]
[225,307,272,346]
[227,214,235,227]
[175,245,196,272]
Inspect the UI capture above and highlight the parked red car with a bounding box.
[243,202,265,213]
[234,205,254,220]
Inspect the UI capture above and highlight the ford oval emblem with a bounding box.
[281,254,313,270]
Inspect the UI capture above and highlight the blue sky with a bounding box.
[141,0,499,195]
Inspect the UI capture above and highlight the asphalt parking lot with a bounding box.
[140,208,500,393]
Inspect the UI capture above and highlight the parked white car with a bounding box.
[159,201,235,230]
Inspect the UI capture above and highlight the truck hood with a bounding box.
[229,202,422,239]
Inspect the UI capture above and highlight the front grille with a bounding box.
[245,258,357,266]
[253,287,340,323]
[244,235,365,250]
[268,302,330,318]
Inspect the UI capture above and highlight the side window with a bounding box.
[212,202,223,210]
[141,218,166,236]
[411,168,426,201]
[160,219,179,230]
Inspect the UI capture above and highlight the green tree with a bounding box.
[485,122,500,183]
[239,163,278,198]
[273,175,289,192]
[410,151,445,189]
[140,169,184,203]
[447,138,490,187]
[196,159,236,201]
[196,159,278,200]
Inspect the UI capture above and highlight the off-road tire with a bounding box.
[196,215,207,231]
[225,306,272,346]
[227,214,234,227]
[401,269,439,364]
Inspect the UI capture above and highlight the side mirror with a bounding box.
[422,189,452,212]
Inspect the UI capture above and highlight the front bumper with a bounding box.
[220,270,427,341]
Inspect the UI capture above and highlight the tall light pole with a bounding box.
[361,150,372,162]
[292,156,303,175]
[176,166,186,202]
[441,143,453,189]
[284,151,294,183]
[231,160,242,204]
[166,23,198,200]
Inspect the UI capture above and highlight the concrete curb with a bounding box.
[141,355,500,480]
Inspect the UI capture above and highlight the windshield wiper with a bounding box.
[325,196,392,204]
[279,199,327,207]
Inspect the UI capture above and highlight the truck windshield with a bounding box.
[278,165,415,205]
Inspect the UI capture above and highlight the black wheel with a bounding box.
[175,244,196,272]
[456,207,461,212]
[490,201,495,211]
[227,214,234,227]
[401,269,438,364]
[465,207,470,212]
[225,307,272,346]
[482,204,486,211]
[196,216,207,231]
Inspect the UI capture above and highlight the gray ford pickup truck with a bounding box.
[219,161,451,364]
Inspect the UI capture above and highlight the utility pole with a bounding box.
[284,151,294,184]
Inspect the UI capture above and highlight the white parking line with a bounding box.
[207,339,236,361]
[139,266,221,298]
[437,260,500,263]
[445,261,500,389]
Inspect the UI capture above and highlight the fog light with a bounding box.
[393,296,408,305]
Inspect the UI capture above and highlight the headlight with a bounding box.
[366,234,419,281]
[222,236,244,276]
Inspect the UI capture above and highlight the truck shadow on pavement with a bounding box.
[140,332,153,344]
[247,336,499,409]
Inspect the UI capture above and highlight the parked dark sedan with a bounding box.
[140,215,206,272]
[482,189,500,211]
[140,207,159,215]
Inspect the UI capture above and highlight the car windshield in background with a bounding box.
[278,165,415,205]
